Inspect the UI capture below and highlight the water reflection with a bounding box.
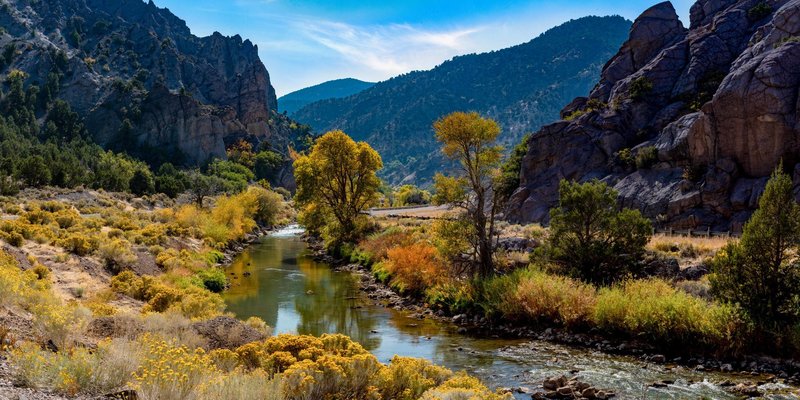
[225,233,379,348]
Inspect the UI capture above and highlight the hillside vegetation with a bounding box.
[292,16,631,185]
[279,78,375,116]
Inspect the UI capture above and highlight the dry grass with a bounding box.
[647,235,732,261]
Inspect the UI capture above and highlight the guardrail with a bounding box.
[653,228,741,238]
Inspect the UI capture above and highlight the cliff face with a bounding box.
[0,0,283,164]
[508,0,800,231]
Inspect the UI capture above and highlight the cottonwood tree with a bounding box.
[432,112,502,278]
[711,166,800,329]
[293,130,383,245]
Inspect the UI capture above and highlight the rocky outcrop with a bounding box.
[508,0,800,230]
[0,0,288,165]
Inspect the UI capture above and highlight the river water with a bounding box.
[223,226,796,399]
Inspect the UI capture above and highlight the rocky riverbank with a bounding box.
[304,234,800,396]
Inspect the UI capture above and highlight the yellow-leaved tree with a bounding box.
[293,130,383,245]
[433,112,502,278]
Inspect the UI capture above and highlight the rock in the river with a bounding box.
[538,375,615,399]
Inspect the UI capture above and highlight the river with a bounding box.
[223,225,796,399]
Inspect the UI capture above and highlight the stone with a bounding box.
[507,0,800,231]
[650,354,666,363]
[556,386,574,396]
[643,258,679,279]
[679,264,709,281]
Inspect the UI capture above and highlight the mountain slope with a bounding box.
[279,78,375,115]
[0,0,300,171]
[507,0,800,231]
[292,16,632,185]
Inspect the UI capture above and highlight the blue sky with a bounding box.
[154,0,694,96]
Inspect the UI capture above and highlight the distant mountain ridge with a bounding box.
[291,16,632,185]
[279,78,375,115]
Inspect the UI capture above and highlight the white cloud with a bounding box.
[290,18,483,76]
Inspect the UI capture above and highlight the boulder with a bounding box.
[644,258,680,279]
[679,264,709,281]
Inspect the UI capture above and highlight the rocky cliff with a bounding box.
[508,0,800,231]
[0,0,287,165]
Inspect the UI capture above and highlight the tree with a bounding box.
[710,166,800,328]
[254,150,284,182]
[226,139,256,169]
[548,179,651,285]
[93,152,136,192]
[17,155,50,187]
[129,168,155,196]
[293,130,382,245]
[495,134,529,203]
[432,112,502,278]
[393,184,431,206]
[186,170,224,207]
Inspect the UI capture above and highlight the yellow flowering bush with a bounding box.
[419,373,512,400]
[110,271,224,319]
[11,339,138,396]
[377,356,453,400]
[280,353,383,400]
[132,334,217,400]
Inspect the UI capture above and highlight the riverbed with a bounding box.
[223,226,796,399]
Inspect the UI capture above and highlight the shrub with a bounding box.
[424,282,476,315]
[382,242,446,295]
[11,338,139,396]
[197,268,227,293]
[377,356,453,400]
[547,179,652,285]
[281,354,383,400]
[420,373,512,400]
[132,334,217,400]
[512,268,597,329]
[628,76,653,101]
[615,148,634,168]
[357,228,415,265]
[710,167,800,329]
[593,279,747,350]
[199,369,281,400]
[57,234,95,256]
[634,146,658,169]
[748,2,772,20]
[96,239,137,273]
[7,231,24,247]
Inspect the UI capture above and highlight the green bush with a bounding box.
[710,167,800,330]
[615,148,634,168]
[634,146,658,169]
[197,268,227,293]
[748,2,772,20]
[628,76,653,101]
[594,279,748,350]
[547,179,652,285]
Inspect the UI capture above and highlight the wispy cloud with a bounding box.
[291,18,483,75]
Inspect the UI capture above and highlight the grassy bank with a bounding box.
[0,187,510,399]
[344,218,761,357]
